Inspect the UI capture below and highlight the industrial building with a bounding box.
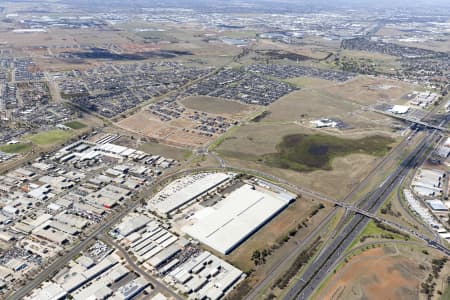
[167,251,244,299]
[148,172,233,216]
[182,184,294,254]
[412,168,445,197]
[426,199,449,212]
[118,216,183,265]
[390,105,410,114]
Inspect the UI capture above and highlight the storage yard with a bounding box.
[411,168,445,197]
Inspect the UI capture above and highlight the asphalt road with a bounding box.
[7,199,142,300]
[243,208,339,300]
[7,169,186,300]
[283,131,440,300]
[99,235,182,300]
[10,131,444,300]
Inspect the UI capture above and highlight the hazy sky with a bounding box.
[66,0,450,12]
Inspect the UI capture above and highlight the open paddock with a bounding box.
[216,124,391,199]
[315,246,437,300]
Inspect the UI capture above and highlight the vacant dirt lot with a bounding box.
[316,246,429,300]
[117,110,212,148]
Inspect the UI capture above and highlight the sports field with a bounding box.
[64,121,87,130]
[0,143,32,153]
[26,129,75,146]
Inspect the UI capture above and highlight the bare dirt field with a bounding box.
[118,94,258,148]
[315,246,431,300]
[117,110,212,148]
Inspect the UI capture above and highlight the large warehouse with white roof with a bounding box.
[182,184,295,254]
[148,172,233,216]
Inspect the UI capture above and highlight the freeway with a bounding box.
[242,129,422,299]
[373,108,449,132]
[11,130,447,300]
[243,208,339,300]
[283,130,445,300]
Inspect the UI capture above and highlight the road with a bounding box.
[241,129,419,299]
[243,208,339,300]
[373,108,449,132]
[99,235,182,300]
[283,130,444,300]
[7,198,142,300]
[7,168,188,300]
[10,130,447,300]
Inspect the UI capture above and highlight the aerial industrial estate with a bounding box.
[1,0,450,300]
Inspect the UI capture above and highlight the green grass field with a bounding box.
[27,130,74,146]
[64,121,87,130]
[139,142,192,161]
[441,284,450,300]
[263,134,394,172]
[0,143,32,153]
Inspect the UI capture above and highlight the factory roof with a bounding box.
[183,184,292,254]
[27,282,67,300]
[390,105,410,114]
[426,199,449,211]
[116,214,151,237]
[149,173,232,215]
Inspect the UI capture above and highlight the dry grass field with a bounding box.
[256,39,336,60]
[216,123,392,199]
[315,246,439,300]
[138,141,192,161]
[322,76,417,105]
[225,198,328,271]
[257,75,418,133]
